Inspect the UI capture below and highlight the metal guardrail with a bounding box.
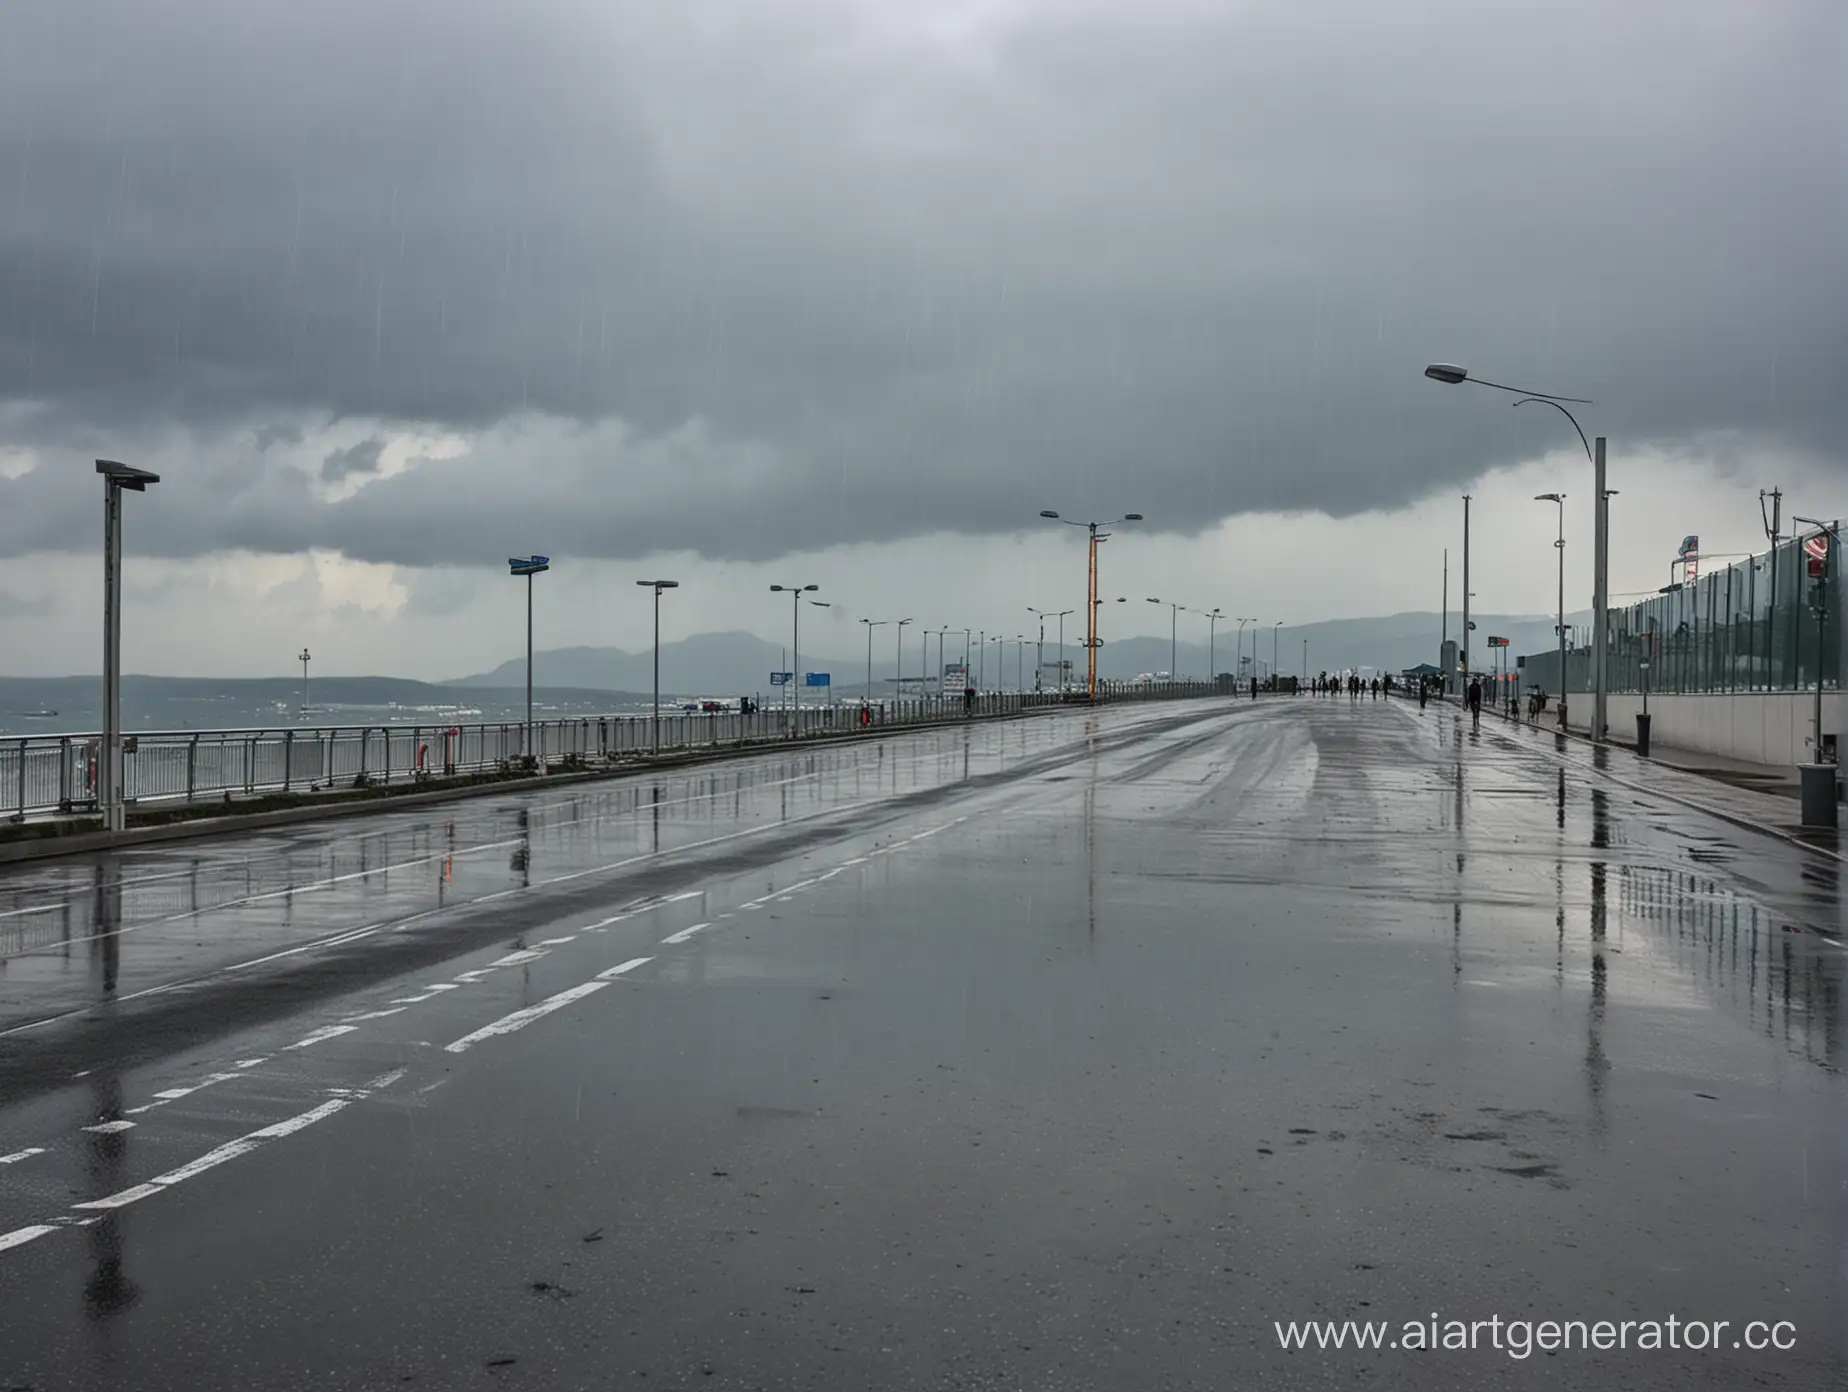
[0,682,1223,821]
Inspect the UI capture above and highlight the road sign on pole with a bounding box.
[770,671,793,686]
[804,672,831,687]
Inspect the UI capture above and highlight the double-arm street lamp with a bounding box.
[1235,617,1254,679]
[1425,363,1611,740]
[1200,608,1224,685]
[770,584,824,731]
[636,579,679,754]
[1272,620,1283,682]
[1146,599,1187,681]
[1041,510,1143,700]
[895,618,913,705]
[97,460,160,832]
[860,618,892,704]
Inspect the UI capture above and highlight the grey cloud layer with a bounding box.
[1,0,1842,566]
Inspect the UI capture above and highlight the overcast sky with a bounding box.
[2,0,1842,677]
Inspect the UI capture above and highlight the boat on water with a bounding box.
[16,709,58,719]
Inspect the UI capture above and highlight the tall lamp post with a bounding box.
[1793,516,1841,827]
[1272,621,1283,683]
[770,583,823,733]
[96,460,160,833]
[1146,599,1186,681]
[508,555,550,764]
[1027,607,1051,691]
[636,579,679,754]
[298,647,311,715]
[1425,363,1609,740]
[1040,510,1144,700]
[1534,494,1567,725]
[860,619,892,704]
[1235,617,1253,680]
[895,618,912,709]
[1201,608,1224,686]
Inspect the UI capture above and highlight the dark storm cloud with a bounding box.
[320,438,385,483]
[0,0,1842,566]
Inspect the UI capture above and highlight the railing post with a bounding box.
[13,738,24,820]
[283,729,294,793]
[187,733,198,801]
[58,735,71,812]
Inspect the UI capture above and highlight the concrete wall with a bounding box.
[1560,691,1844,765]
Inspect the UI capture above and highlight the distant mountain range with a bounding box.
[446,612,1590,695]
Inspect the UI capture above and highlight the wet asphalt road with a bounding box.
[0,697,1843,1390]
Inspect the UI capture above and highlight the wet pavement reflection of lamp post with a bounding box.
[1792,516,1841,827]
[1425,364,1608,740]
[635,580,679,755]
[96,461,160,833]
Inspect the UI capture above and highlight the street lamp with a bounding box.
[636,580,679,754]
[1235,617,1253,679]
[1534,494,1566,726]
[769,584,822,732]
[859,618,892,704]
[895,618,912,708]
[508,555,551,765]
[1272,620,1283,683]
[96,459,159,833]
[1425,363,1610,740]
[1200,608,1224,686]
[1146,599,1187,682]
[298,647,311,715]
[1041,509,1144,699]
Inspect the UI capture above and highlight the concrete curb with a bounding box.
[0,703,1084,866]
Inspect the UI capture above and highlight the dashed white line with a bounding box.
[444,981,608,1053]
[149,1137,260,1186]
[339,1007,406,1023]
[491,949,549,967]
[659,922,711,945]
[0,1225,57,1253]
[71,1183,164,1211]
[0,1148,46,1165]
[536,936,578,947]
[236,1057,267,1069]
[283,1025,357,1051]
[596,958,653,981]
[80,1120,135,1135]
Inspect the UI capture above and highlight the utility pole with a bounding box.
[299,648,311,715]
[97,461,160,833]
[1592,439,1609,741]
[508,556,549,765]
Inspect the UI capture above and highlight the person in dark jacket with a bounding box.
[1466,677,1483,729]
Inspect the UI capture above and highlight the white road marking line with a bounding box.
[72,1182,164,1211]
[840,856,869,866]
[80,1120,135,1135]
[659,922,710,945]
[251,1098,352,1140]
[0,1225,57,1253]
[443,981,609,1053]
[339,1007,406,1023]
[236,1057,267,1068]
[597,958,653,981]
[0,1148,46,1165]
[491,949,548,967]
[283,1025,357,1050]
[390,994,438,1005]
[423,982,459,991]
[536,936,578,946]
[454,969,495,983]
[149,1138,260,1186]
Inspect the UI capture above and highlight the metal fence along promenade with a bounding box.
[0,683,1222,822]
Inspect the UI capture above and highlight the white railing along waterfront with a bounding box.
[0,682,1230,821]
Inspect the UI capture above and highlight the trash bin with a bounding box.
[1635,712,1651,759]
[1799,762,1838,829]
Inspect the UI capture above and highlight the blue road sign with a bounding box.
[508,554,551,576]
[804,672,831,687]
[770,671,793,685]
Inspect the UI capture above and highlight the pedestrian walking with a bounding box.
[1466,676,1483,729]
[1418,677,1428,710]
